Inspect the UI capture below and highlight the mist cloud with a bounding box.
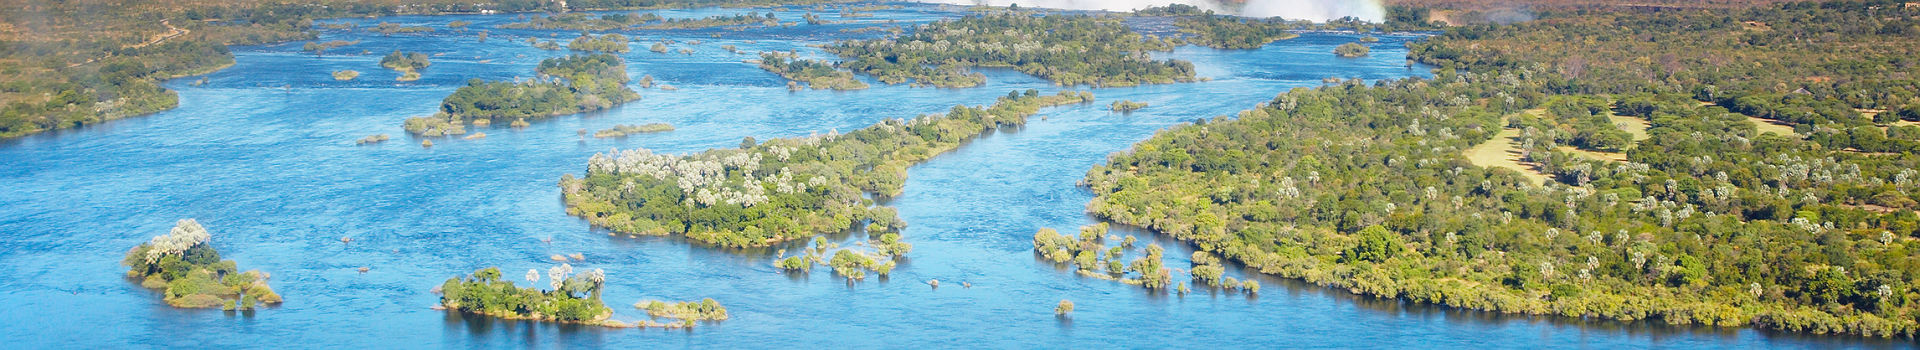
[915,0,1386,22]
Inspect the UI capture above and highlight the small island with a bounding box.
[356,134,389,145]
[380,50,430,81]
[370,22,433,35]
[757,52,868,91]
[332,70,360,81]
[635,298,729,321]
[593,123,674,138]
[302,40,359,54]
[122,219,283,310]
[405,53,640,136]
[1334,42,1370,57]
[825,14,1187,88]
[563,90,1093,248]
[1110,100,1148,113]
[436,265,619,326]
[1175,14,1300,49]
[568,34,630,53]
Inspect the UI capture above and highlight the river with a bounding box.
[0,3,1903,348]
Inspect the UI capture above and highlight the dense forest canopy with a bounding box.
[1085,0,1920,338]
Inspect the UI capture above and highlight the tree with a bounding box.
[1343,225,1398,263]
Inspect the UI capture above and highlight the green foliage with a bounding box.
[1110,100,1149,113]
[1343,225,1399,263]
[825,14,1191,88]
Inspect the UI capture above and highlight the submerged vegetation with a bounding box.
[562,90,1094,248]
[122,219,282,310]
[825,14,1190,88]
[437,265,613,325]
[405,53,639,136]
[1032,224,1170,289]
[1085,0,1920,338]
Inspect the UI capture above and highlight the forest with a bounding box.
[1083,0,1920,338]
[824,13,1193,88]
[561,90,1095,249]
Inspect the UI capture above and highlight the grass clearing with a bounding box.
[1465,125,1550,186]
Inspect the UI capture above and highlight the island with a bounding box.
[593,123,674,138]
[568,34,631,53]
[824,13,1190,88]
[379,50,430,81]
[561,90,1095,249]
[1175,14,1300,50]
[635,299,728,321]
[332,70,360,81]
[122,219,283,310]
[756,52,868,91]
[1109,100,1148,113]
[405,53,640,137]
[1333,42,1369,57]
[436,265,616,326]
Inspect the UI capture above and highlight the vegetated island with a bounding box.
[561,90,1095,249]
[594,123,674,138]
[302,39,359,54]
[823,13,1192,88]
[370,21,434,35]
[1082,1,1920,338]
[122,219,283,310]
[502,12,782,31]
[757,52,869,91]
[1174,14,1301,50]
[379,50,430,81]
[1110,100,1148,113]
[332,70,360,81]
[436,265,624,327]
[1333,42,1369,57]
[635,298,728,327]
[568,33,631,53]
[404,53,640,137]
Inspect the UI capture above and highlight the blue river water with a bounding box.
[0,3,1906,348]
